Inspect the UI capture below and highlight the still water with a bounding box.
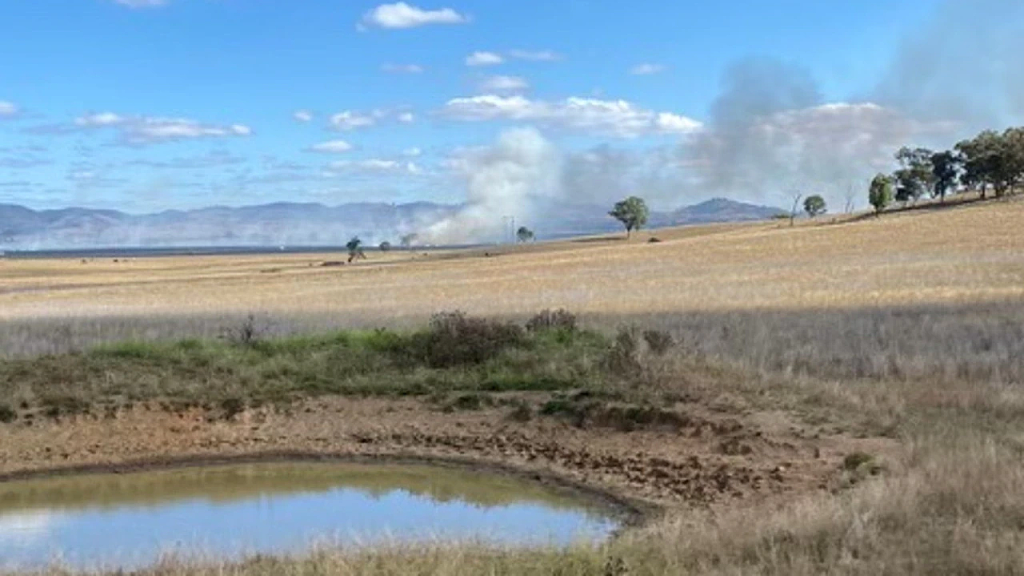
[0,462,617,569]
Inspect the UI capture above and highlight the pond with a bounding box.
[0,461,619,570]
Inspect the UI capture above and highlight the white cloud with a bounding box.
[293,110,314,122]
[466,51,503,67]
[0,101,19,118]
[382,63,425,74]
[655,112,698,133]
[329,111,378,131]
[113,0,169,7]
[361,2,468,29]
[75,112,125,127]
[403,147,422,156]
[328,108,415,130]
[70,112,252,145]
[438,95,703,138]
[69,170,97,181]
[479,75,529,94]
[326,159,422,175]
[127,150,245,169]
[308,139,354,153]
[630,63,666,75]
[507,49,562,62]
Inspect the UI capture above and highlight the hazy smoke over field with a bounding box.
[678,61,921,206]
[423,128,561,244]
[429,0,1024,243]
[7,0,1023,250]
[875,0,1024,128]
[561,0,1024,212]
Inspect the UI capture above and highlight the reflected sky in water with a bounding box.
[0,462,616,569]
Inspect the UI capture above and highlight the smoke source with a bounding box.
[423,127,561,244]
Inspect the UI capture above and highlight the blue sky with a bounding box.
[0,0,1011,213]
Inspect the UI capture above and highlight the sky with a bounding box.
[0,0,1021,214]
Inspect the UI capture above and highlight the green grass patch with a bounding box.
[0,312,620,419]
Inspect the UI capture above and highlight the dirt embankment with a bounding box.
[0,396,892,520]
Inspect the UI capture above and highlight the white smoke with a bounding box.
[423,127,561,244]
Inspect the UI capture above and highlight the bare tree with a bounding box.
[843,182,857,214]
[789,192,803,227]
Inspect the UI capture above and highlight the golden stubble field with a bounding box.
[2,199,1023,323]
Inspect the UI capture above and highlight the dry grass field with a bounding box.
[3,198,1024,575]
[2,197,1023,356]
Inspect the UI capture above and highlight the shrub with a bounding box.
[222,313,268,347]
[539,397,685,431]
[606,328,643,376]
[843,451,877,471]
[0,404,16,423]
[446,393,489,411]
[417,311,526,368]
[507,401,533,422]
[40,395,91,419]
[526,309,578,333]
[642,329,674,355]
[220,397,246,419]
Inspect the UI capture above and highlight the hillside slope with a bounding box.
[0,198,784,250]
[1,198,1021,323]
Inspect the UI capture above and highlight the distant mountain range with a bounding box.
[0,198,785,250]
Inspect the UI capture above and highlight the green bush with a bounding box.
[416,311,527,368]
[606,328,643,376]
[526,309,577,333]
[642,329,674,355]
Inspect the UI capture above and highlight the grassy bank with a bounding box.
[0,310,690,426]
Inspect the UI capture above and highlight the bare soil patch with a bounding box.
[0,395,893,518]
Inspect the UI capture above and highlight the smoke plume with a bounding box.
[423,127,561,244]
[563,0,1024,213]
[875,0,1024,129]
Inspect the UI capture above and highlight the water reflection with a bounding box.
[0,462,617,569]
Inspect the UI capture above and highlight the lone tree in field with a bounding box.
[346,236,366,263]
[609,196,649,239]
[379,241,392,252]
[803,195,827,218]
[516,226,535,243]
[868,173,894,215]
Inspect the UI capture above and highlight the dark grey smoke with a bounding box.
[561,145,673,208]
[562,0,1024,212]
[685,58,823,195]
[640,0,1024,210]
[874,0,1024,129]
